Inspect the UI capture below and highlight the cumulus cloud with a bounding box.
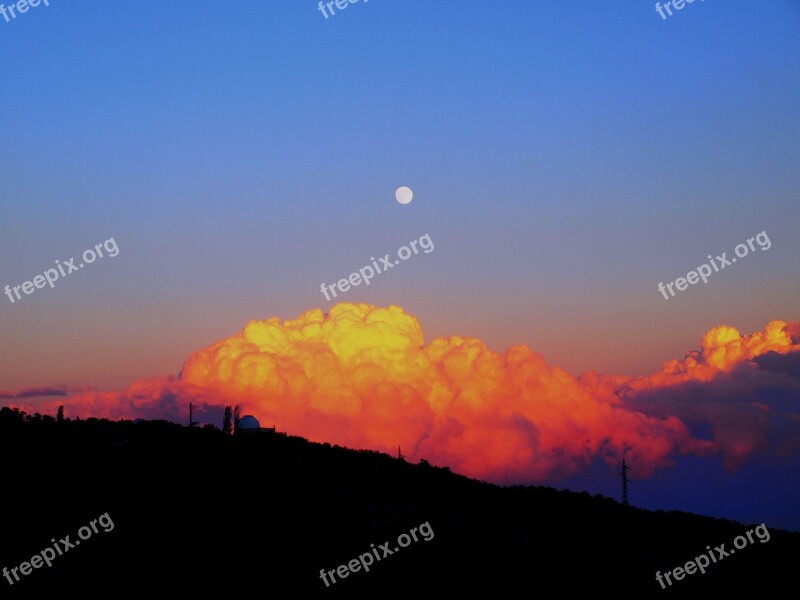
[613,321,800,469]
[8,304,799,484]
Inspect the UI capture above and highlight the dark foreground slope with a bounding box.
[1,408,796,597]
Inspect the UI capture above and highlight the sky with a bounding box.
[1,2,799,528]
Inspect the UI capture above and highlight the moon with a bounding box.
[395,186,413,205]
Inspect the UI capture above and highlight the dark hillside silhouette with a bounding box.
[0,406,796,597]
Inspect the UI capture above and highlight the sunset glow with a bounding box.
[13,304,798,485]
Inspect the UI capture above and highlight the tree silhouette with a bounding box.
[222,406,233,435]
[57,405,65,422]
[233,405,240,434]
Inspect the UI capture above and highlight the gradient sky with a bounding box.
[1,1,799,527]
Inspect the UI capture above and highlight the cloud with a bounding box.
[0,386,70,399]
[609,320,800,469]
[6,304,798,485]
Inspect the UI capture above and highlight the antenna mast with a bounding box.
[619,457,631,506]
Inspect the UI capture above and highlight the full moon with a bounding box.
[395,186,413,205]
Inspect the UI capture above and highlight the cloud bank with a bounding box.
[10,304,799,484]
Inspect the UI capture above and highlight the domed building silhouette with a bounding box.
[236,414,276,435]
[238,415,260,431]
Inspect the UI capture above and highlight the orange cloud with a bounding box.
[611,320,800,469]
[11,304,800,484]
[625,320,798,388]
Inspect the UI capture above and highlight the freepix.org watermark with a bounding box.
[317,0,368,20]
[655,523,770,589]
[0,0,49,24]
[655,0,704,21]
[2,512,114,586]
[657,231,771,300]
[319,521,434,588]
[320,233,434,301]
[4,237,120,305]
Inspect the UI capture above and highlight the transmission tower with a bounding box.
[619,457,631,506]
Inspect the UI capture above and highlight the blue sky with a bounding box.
[3,1,798,388]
